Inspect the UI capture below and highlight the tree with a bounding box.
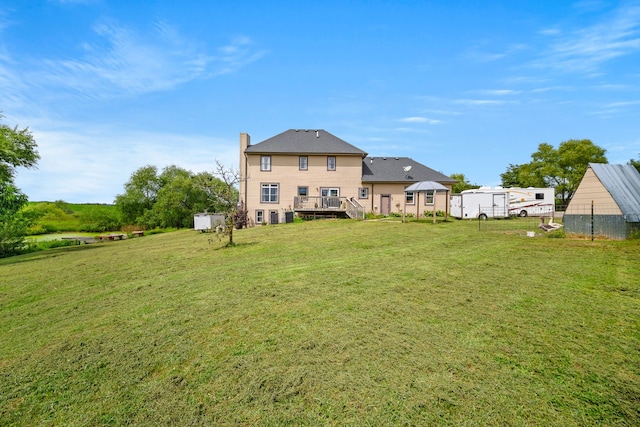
[114,165,161,225]
[629,155,640,173]
[0,115,40,257]
[501,139,607,205]
[203,160,241,246]
[449,173,480,193]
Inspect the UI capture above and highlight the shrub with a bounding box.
[423,210,447,217]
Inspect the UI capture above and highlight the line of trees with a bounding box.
[114,161,241,233]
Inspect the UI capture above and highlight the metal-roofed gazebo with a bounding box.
[404,181,450,223]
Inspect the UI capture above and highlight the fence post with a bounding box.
[591,200,594,242]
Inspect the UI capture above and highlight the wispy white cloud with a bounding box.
[398,116,441,124]
[471,89,522,96]
[535,3,640,74]
[463,43,528,63]
[605,100,640,108]
[453,99,511,106]
[539,28,561,36]
[3,19,266,103]
[529,85,574,93]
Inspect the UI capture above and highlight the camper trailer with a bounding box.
[450,187,555,219]
[505,187,555,217]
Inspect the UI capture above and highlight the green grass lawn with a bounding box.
[1,219,638,425]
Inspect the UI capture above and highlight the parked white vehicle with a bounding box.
[193,213,225,232]
[450,187,555,219]
[450,191,509,219]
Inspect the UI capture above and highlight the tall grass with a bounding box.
[1,219,638,425]
[24,202,121,234]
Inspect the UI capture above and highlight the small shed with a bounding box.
[193,213,225,232]
[564,163,640,239]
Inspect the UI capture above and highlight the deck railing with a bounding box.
[293,196,366,220]
[345,197,366,220]
[294,196,345,211]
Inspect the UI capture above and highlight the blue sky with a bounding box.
[2,0,640,203]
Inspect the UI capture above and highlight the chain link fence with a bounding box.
[477,204,640,240]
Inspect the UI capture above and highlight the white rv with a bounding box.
[504,187,555,217]
[450,187,555,219]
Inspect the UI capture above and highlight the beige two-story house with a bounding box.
[239,129,456,224]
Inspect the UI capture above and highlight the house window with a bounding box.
[261,183,279,203]
[424,190,434,205]
[298,186,308,197]
[359,187,369,199]
[299,156,308,170]
[256,210,264,224]
[327,156,336,171]
[405,191,415,204]
[260,155,271,171]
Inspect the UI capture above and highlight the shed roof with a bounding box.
[245,129,367,156]
[590,163,640,220]
[362,156,456,184]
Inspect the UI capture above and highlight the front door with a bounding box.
[380,194,391,216]
[269,210,279,224]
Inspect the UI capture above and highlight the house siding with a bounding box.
[566,167,621,215]
[245,152,363,217]
[368,183,450,217]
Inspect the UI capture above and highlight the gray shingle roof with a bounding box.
[362,156,456,184]
[245,129,367,156]
[590,163,640,221]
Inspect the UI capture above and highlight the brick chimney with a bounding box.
[239,133,250,204]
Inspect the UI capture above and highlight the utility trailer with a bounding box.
[450,187,555,219]
[193,213,225,232]
[450,191,509,219]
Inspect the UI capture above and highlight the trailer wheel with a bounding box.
[518,210,528,217]
[478,213,488,220]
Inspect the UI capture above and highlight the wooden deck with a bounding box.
[97,233,127,241]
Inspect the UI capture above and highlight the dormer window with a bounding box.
[261,155,271,171]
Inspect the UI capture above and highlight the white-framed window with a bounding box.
[327,156,336,171]
[256,210,264,224]
[299,156,308,170]
[424,190,434,205]
[405,191,415,204]
[260,155,271,171]
[261,183,279,203]
[359,187,369,199]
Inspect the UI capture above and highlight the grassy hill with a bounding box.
[1,219,638,425]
